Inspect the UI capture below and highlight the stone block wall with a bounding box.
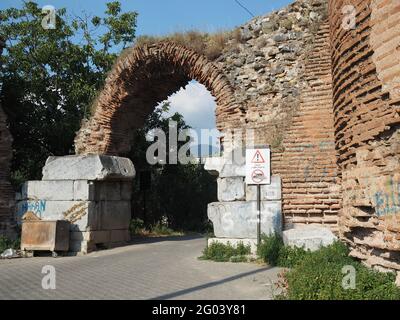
[329,0,400,271]
[205,153,282,252]
[16,155,135,254]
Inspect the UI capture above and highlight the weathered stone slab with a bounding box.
[19,181,74,201]
[73,180,95,201]
[208,238,258,254]
[246,176,282,201]
[204,157,224,176]
[69,240,96,254]
[282,225,337,251]
[110,229,130,243]
[16,199,131,232]
[208,201,282,239]
[121,182,133,200]
[70,230,112,244]
[217,177,245,201]
[95,201,131,230]
[204,149,246,178]
[15,200,95,231]
[219,163,246,178]
[42,155,135,181]
[74,180,129,201]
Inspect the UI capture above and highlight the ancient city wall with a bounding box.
[271,23,341,232]
[329,0,400,270]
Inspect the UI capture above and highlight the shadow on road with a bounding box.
[150,266,273,300]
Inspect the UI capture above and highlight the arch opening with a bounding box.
[75,42,240,156]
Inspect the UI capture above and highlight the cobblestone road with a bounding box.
[0,235,280,300]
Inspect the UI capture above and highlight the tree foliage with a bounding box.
[0,1,137,183]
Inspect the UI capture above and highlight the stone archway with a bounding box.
[75,42,241,156]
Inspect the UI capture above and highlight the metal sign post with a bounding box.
[245,146,271,247]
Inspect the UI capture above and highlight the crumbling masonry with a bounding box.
[1,0,400,270]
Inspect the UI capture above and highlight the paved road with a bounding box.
[0,235,280,300]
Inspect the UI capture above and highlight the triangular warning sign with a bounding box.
[251,150,265,163]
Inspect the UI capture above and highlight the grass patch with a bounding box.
[200,241,251,262]
[257,234,400,300]
[129,218,183,238]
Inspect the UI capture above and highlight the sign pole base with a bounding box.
[257,184,261,247]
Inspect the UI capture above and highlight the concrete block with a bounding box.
[20,181,74,201]
[246,176,282,201]
[217,177,245,201]
[283,225,337,251]
[208,238,257,254]
[42,155,135,181]
[208,201,282,239]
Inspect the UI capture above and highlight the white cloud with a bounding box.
[162,80,217,130]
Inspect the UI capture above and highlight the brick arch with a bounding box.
[75,42,241,155]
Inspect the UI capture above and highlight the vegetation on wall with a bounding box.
[135,28,244,61]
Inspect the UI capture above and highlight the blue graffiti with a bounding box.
[374,181,400,216]
[18,200,46,217]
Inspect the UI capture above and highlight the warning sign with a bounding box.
[251,150,265,164]
[246,147,271,185]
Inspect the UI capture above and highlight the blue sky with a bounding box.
[0,0,293,36]
[0,0,293,135]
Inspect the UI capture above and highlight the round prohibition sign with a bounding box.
[251,169,265,183]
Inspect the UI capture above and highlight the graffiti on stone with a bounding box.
[373,178,400,217]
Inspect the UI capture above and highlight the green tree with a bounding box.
[0,1,137,184]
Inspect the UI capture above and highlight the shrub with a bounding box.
[151,221,175,236]
[129,218,145,236]
[277,245,309,268]
[280,242,400,300]
[257,234,284,266]
[200,241,251,262]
